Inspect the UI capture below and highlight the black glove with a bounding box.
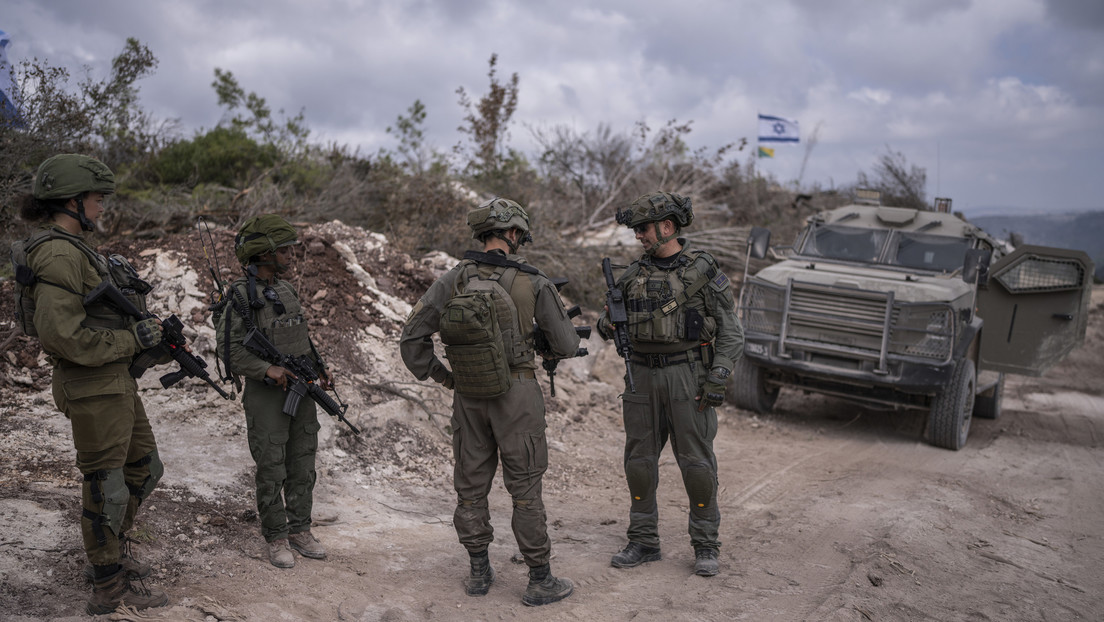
[697,367,730,412]
[131,318,163,350]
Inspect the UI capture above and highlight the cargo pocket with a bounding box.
[64,372,130,453]
[523,428,549,477]
[622,392,652,444]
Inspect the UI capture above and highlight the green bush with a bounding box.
[151,126,278,188]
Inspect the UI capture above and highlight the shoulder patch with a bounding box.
[709,272,730,291]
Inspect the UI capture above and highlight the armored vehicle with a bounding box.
[735,194,1094,449]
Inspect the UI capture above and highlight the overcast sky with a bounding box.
[4,0,1103,216]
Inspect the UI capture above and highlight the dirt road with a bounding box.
[1,227,1100,621]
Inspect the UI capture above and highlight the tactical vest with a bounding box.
[623,250,720,346]
[223,277,313,358]
[11,227,150,337]
[439,260,535,398]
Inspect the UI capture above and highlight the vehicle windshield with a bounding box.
[890,232,971,272]
[799,225,888,262]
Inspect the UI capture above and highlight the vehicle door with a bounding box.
[976,245,1094,376]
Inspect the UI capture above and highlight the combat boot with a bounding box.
[464,550,495,596]
[694,547,719,577]
[288,531,327,560]
[522,563,573,607]
[268,538,295,568]
[83,554,152,582]
[86,569,168,615]
[610,541,661,568]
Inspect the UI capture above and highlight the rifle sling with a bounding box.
[462,250,540,275]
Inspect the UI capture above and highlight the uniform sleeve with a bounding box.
[399,270,456,383]
[533,279,581,358]
[30,243,140,366]
[220,284,275,381]
[703,263,744,372]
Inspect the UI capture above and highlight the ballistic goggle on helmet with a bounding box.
[467,198,533,244]
[234,214,300,265]
[616,191,694,230]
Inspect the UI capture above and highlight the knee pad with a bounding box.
[683,462,717,510]
[126,449,164,504]
[83,467,128,543]
[458,496,489,510]
[625,457,656,504]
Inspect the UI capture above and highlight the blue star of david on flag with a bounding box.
[758,114,798,143]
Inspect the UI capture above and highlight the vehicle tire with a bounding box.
[730,356,779,414]
[928,358,976,450]
[973,372,1004,420]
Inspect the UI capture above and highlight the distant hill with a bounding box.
[968,211,1104,281]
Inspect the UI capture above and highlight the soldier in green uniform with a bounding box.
[13,155,169,614]
[597,191,744,577]
[399,198,580,606]
[214,215,330,568]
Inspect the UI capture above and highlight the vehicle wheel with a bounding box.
[730,356,779,414]
[928,358,976,450]
[973,372,1004,420]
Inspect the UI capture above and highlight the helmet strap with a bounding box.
[644,222,677,256]
[493,229,525,254]
[54,197,95,232]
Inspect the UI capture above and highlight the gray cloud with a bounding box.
[3,0,1102,214]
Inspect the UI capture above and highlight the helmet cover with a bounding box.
[33,154,116,200]
[616,191,694,230]
[234,214,299,265]
[467,198,531,240]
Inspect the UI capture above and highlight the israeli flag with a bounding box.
[758,114,798,143]
[0,29,25,128]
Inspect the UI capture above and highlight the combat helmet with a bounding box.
[234,214,300,267]
[467,198,533,252]
[616,191,693,230]
[32,154,116,231]
[617,191,693,255]
[33,154,116,201]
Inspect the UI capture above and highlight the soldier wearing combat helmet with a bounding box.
[12,154,170,615]
[214,214,332,568]
[400,198,580,606]
[597,191,744,577]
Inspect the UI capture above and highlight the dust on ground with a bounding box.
[1,222,1102,621]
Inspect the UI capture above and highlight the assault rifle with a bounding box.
[83,280,232,400]
[602,257,636,393]
[241,327,361,434]
[533,302,591,397]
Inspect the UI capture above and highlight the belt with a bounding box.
[510,370,537,380]
[630,349,703,368]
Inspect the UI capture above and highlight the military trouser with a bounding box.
[242,378,320,542]
[451,375,551,567]
[620,357,720,551]
[52,362,161,566]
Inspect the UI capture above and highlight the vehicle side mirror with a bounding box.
[748,227,771,260]
[962,249,991,286]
